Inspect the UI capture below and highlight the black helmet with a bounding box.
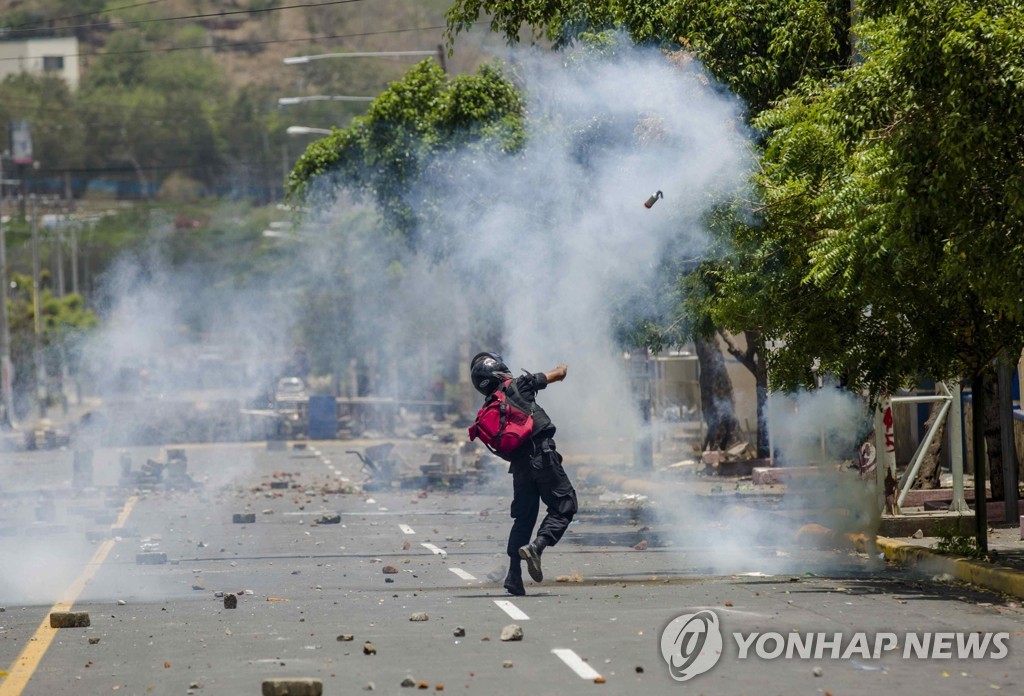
[470,351,511,395]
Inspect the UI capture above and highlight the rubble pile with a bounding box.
[119,449,197,491]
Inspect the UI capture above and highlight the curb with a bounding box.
[576,463,1024,600]
[857,536,1024,601]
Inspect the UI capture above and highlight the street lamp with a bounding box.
[286,126,333,136]
[284,49,441,65]
[278,95,374,105]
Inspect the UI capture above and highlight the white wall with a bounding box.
[0,37,79,90]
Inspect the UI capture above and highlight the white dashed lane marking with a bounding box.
[493,600,530,621]
[552,649,603,680]
[421,542,447,558]
[448,567,477,581]
[399,524,416,535]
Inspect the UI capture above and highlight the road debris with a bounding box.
[337,634,354,641]
[382,565,399,574]
[401,676,416,687]
[363,641,377,655]
[88,637,100,645]
[556,571,584,583]
[49,610,90,626]
[261,678,323,696]
[502,660,513,669]
[223,594,237,609]
[409,612,429,621]
[500,624,523,642]
[632,540,648,551]
[232,513,256,524]
[136,552,167,565]
[317,514,341,524]
[453,627,466,637]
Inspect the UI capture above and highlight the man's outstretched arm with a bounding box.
[544,364,568,383]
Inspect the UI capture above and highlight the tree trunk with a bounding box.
[718,329,769,457]
[982,363,1004,501]
[971,371,988,553]
[913,399,945,489]
[694,335,740,450]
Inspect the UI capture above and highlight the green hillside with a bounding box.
[0,0,495,202]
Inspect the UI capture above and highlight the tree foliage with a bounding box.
[715,0,1024,395]
[446,0,850,115]
[288,59,525,246]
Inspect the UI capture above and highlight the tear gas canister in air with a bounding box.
[644,191,664,208]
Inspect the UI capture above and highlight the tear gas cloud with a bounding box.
[652,387,879,575]
[414,41,752,449]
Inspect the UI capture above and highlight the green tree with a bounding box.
[289,59,525,245]
[710,0,1024,531]
[446,0,851,114]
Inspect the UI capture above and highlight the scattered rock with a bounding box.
[136,552,167,565]
[116,599,126,606]
[363,683,375,691]
[402,540,412,551]
[502,660,513,669]
[223,594,237,609]
[594,676,606,684]
[232,513,256,524]
[453,627,466,637]
[317,514,341,525]
[813,667,823,677]
[500,624,523,642]
[400,677,416,687]
[555,571,583,583]
[912,529,924,539]
[635,666,644,673]
[724,600,733,607]
[409,612,429,622]
[50,612,90,628]
[337,634,354,642]
[632,540,649,551]
[261,678,323,696]
[363,641,377,655]
[88,637,100,645]
[382,565,399,575]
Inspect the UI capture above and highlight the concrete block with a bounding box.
[233,513,256,524]
[752,467,780,485]
[261,678,323,696]
[136,552,167,565]
[50,611,90,628]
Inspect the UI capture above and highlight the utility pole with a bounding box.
[30,194,46,419]
[0,154,15,427]
[70,223,79,295]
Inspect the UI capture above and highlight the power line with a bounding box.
[4,0,172,30]
[0,0,367,36]
[0,24,445,63]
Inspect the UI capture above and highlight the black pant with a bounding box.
[506,443,578,558]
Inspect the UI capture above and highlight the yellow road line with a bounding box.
[0,496,138,696]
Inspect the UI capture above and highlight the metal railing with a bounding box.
[874,381,970,516]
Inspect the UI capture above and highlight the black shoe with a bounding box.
[503,569,525,596]
[518,542,543,582]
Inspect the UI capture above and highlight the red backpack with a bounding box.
[468,379,535,460]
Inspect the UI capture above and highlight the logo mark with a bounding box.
[661,610,723,682]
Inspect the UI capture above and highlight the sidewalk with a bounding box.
[574,460,1024,601]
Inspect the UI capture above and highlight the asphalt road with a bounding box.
[1,440,1022,695]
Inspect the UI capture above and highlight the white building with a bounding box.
[0,37,79,90]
